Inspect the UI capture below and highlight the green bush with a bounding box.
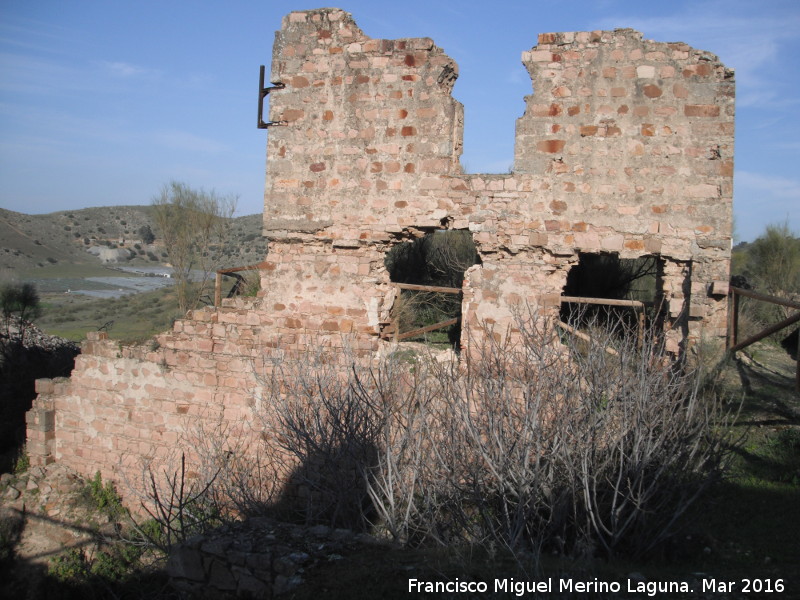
[85,471,125,519]
[49,548,90,583]
[1,282,42,336]
[733,222,800,334]
[12,447,29,475]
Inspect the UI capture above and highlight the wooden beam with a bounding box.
[729,311,800,353]
[560,296,646,308]
[395,317,459,341]
[393,283,462,294]
[217,260,270,275]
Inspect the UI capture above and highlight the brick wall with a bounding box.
[27,8,734,495]
[262,8,733,355]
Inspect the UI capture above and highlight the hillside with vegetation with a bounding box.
[1,206,266,274]
[1,205,265,342]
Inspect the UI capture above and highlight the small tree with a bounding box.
[152,181,237,313]
[747,223,800,294]
[1,282,42,344]
[138,224,155,245]
[741,222,800,323]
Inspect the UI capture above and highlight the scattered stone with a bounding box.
[166,516,382,599]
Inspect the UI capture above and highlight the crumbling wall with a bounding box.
[26,8,734,497]
[262,8,733,355]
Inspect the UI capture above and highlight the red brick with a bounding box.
[684,104,720,117]
[536,139,566,153]
[291,76,309,88]
[643,84,662,98]
[553,86,571,98]
[624,239,645,251]
[532,103,563,117]
[282,108,305,121]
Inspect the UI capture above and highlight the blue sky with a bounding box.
[1,0,798,242]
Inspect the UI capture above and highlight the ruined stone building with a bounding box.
[27,8,734,489]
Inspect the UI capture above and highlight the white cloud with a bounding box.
[102,61,153,78]
[153,130,228,154]
[736,171,800,199]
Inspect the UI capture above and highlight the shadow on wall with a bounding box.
[268,439,379,532]
[0,323,79,473]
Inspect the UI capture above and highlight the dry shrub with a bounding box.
[246,313,733,560]
[133,312,734,561]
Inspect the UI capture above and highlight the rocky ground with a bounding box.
[1,464,105,567]
[0,463,123,599]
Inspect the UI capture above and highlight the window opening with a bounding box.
[383,230,481,347]
[560,252,661,337]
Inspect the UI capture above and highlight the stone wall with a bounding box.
[261,8,734,356]
[26,8,734,500]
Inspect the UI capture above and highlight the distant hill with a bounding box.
[0,206,266,274]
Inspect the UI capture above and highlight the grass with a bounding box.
[37,286,183,342]
[16,264,123,280]
[36,279,244,343]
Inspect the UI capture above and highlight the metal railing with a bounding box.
[727,286,800,390]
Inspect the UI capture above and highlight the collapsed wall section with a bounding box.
[261,10,733,355]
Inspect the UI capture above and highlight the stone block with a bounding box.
[166,546,206,582]
[710,280,729,296]
[34,379,54,395]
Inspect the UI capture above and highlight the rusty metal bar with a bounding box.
[730,286,800,311]
[393,317,459,341]
[257,65,286,129]
[393,282,462,294]
[729,311,800,353]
